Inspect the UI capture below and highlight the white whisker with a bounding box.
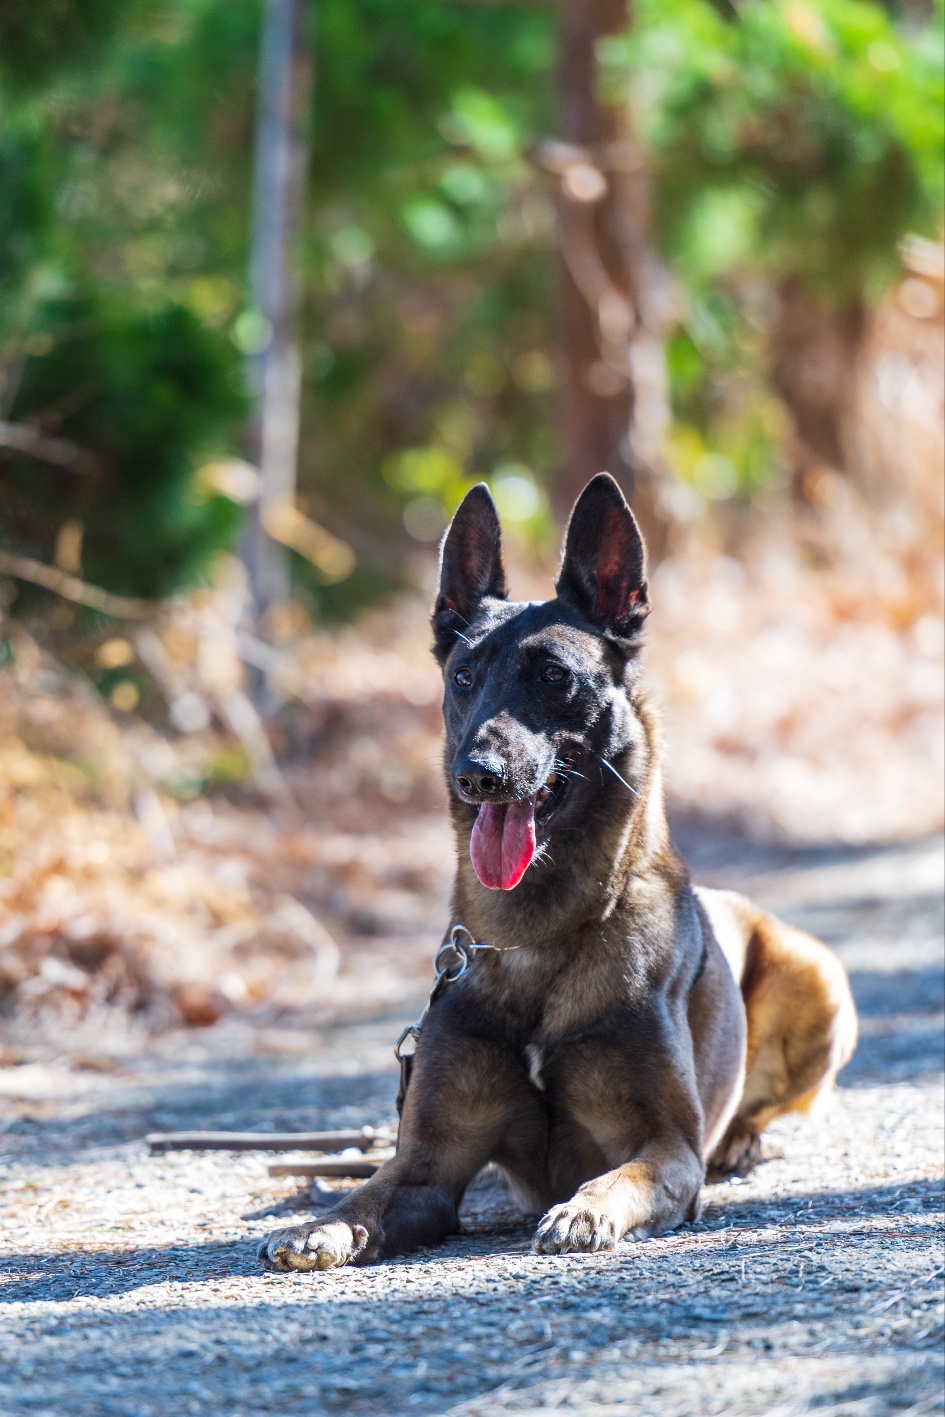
[552,756,587,782]
[599,756,637,796]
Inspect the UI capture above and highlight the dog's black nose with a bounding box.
[454,757,504,797]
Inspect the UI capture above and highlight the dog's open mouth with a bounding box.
[469,769,566,891]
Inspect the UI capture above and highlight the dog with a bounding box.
[259,473,857,1270]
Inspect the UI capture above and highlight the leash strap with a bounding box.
[393,924,519,1122]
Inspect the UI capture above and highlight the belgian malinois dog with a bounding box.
[259,473,857,1270]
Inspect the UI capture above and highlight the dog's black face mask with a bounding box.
[431,473,651,891]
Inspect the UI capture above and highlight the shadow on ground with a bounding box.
[1,1177,940,1307]
[1,833,942,1417]
[1,1169,942,1417]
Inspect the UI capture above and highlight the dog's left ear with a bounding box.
[432,482,508,661]
[556,473,650,642]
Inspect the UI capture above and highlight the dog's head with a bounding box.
[432,473,652,891]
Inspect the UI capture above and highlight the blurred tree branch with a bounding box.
[0,551,154,619]
[0,420,104,478]
[244,0,314,621]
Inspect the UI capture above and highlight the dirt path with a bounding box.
[1,835,942,1417]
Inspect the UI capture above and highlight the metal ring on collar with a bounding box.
[449,923,477,951]
[433,939,470,982]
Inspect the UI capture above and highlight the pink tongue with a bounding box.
[470,798,537,890]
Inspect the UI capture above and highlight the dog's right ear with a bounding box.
[432,483,507,662]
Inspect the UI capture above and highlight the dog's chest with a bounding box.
[524,1042,546,1090]
[490,944,632,1085]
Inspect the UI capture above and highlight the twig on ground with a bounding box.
[147,1128,394,1154]
[268,1154,393,1179]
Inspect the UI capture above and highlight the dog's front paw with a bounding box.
[533,1201,619,1255]
[257,1220,370,1272]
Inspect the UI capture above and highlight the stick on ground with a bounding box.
[146,1128,394,1154]
[268,1153,394,1179]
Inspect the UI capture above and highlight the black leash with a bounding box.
[393,923,522,1119]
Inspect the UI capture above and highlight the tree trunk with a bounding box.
[553,0,672,540]
[244,0,314,622]
[771,276,867,479]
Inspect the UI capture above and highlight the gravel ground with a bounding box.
[0,834,942,1417]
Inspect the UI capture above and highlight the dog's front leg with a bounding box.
[533,1136,704,1255]
[258,1026,541,1271]
[257,1145,464,1272]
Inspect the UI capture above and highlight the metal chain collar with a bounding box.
[393,923,521,1065]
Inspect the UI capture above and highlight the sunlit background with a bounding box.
[0,0,942,1041]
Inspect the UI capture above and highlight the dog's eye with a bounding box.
[453,666,473,688]
[540,663,568,683]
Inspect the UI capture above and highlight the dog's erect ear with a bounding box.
[432,483,507,661]
[556,473,650,640]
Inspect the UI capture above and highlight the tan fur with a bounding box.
[696,887,858,1174]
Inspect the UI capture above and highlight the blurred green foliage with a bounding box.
[0,0,941,608]
[0,0,127,90]
[610,0,944,498]
[297,0,560,577]
[7,295,245,597]
[0,0,559,610]
[618,0,943,294]
[0,1,256,601]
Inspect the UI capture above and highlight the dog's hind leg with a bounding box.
[696,888,858,1178]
